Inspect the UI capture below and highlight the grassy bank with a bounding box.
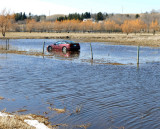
[1,32,160,47]
[0,111,52,129]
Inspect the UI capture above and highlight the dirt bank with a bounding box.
[1,32,160,47]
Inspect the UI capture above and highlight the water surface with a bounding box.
[0,39,160,129]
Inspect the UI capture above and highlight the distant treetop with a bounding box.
[15,12,27,21]
[57,12,91,21]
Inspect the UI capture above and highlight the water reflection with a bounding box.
[47,50,80,59]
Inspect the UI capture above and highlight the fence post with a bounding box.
[90,43,93,60]
[43,41,45,54]
[137,46,140,65]
[6,39,7,50]
[7,39,9,50]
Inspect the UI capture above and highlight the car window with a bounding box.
[61,42,66,44]
[65,41,75,44]
[55,42,61,45]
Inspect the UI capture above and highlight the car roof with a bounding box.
[56,40,75,44]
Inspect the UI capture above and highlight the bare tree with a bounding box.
[0,9,14,37]
[26,19,36,33]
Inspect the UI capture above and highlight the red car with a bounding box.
[47,40,80,52]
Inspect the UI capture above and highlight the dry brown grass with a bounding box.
[0,115,35,129]
[29,114,51,127]
[0,112,52,129]
[1,32,160,47]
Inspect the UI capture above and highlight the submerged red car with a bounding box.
[47,40,80,52]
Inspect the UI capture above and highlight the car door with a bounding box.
[56,42,62,50]
[54,42,60,49]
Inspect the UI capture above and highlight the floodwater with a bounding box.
[0,39,160,129]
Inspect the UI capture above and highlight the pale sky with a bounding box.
[1,0,160,15]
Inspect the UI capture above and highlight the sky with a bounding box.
[0,0,160,16]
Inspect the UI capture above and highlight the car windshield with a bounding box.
[64,40,75,44]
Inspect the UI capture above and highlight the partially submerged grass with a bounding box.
[0,96,16,102]
[81,59,126,65]
[75,105,82,113]
[16,109,28,113]
[0,50,27,54]
[47,101,83,115]
[0,96,4,100]
[75,123,91,129]
[52,123,68,128]
[29,114,51,127]
[48,107,66,114]
[103,63,126,65]
[0,47,49,58]
[69,105,83,115]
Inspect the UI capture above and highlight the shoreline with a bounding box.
[0,32,160,47]
[0,111,51,129]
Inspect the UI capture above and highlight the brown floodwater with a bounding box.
[0,39,160,128]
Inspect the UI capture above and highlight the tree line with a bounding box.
[14,12,107,22]
[57,12,91,21]
[0,9,160,37]
[22,19,158,35]
[57,12,107,21]
[14,12,46,22]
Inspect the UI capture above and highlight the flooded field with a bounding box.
[0,39,160,129]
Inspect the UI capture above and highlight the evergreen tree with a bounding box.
[84,12,91,18]
[96,12,104,21]
[15,13,20,21]
[20,12,22,20]
[15,12,27,21]
[126,14,130,18]
[29,13,32,19]
[77,14,81,20]
[22,12,27,20]
[135,14,140,19]
[81,13,84,20]
[34,15,40,21]
[57,16,65,21]
[64,16,68,20]
[106,13,109,18]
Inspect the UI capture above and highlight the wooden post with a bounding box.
[7,39,9,50]
[43,42,45,54]
[6,39,7,50]
[137,46,140,65]
[90,43,93,60]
